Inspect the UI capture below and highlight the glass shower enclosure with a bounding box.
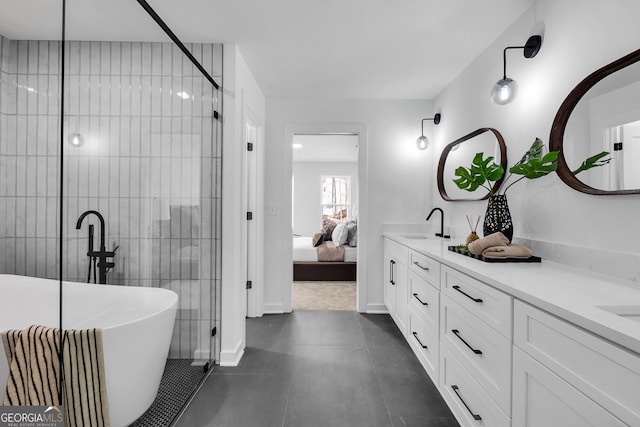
[0,0,221,425]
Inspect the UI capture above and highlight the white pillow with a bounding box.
[346,221,357,247]
[331,222,350,246]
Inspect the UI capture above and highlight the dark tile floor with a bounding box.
[174,311,459,427]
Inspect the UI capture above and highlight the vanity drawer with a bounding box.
[408,306,439,383]
[408,269,439,327]
[441,295,512,414]
[514,300,640,426]
[513,346,627,427]
[440,345,510,427]
[408,249,440,287]
[441,265,512,338]
[385,238,408,263]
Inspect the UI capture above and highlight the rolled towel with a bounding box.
[467,232,510,256]
[482,243,533,259]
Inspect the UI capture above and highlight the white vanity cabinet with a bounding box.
[406,249,441,382]
[384,238,409,335]
[382,234,640,427]
[513,300,640,426]
[439,265,513,425]
[440,345,511,427]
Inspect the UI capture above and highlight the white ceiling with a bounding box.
[0,0,534,99]
[293,134,359,163]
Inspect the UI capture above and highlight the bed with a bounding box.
[293,235,357,281]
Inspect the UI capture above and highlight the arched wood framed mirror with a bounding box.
[550,48,640,195]
[437,128,507,201]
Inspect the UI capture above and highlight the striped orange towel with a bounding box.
[2,325,110,427]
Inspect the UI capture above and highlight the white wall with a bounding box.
[293,161,358,237]
[220,44,265,365]
[264,99,435,313]
[229,0,640,366]
[431,0,640,279]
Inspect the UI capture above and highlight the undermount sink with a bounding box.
[596,305,640,325]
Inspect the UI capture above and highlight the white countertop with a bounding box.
[384,232,640,355]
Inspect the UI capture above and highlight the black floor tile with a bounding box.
[175,312,458,427]
[362,319,452,418]
[391,416,460,427]
[287,310,367,347]
[377,371,453,419]
[245,313,296,350]
[285,347,391,427]
[173,373,290,427]
[292,344,372,373]
[213,346,297,374]
[359,313,414,350]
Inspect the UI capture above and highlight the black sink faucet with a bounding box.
[426,207,450,239]
[76,210,116,284]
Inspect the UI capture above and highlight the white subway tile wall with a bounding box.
[0,35,222,362]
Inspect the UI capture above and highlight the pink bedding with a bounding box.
[316,241,345,262]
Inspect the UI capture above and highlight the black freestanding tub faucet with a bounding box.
[76,210,116,284]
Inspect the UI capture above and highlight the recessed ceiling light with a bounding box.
[176,91,191,99]
[293,143,303,149]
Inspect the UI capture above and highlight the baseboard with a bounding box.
[218,342,244,367]
[265,302,384,314]
[263,303,286,314]
[366,303,388,314]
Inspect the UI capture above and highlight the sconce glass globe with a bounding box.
[490,78,518,105]
[416,135,429,150]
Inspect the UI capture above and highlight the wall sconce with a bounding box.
[416,113,441,150]
[490,35,542,105]
[68,132,84,147]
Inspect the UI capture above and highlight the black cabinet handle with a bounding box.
[452,285,483,303]
[413,261,430,271]
[390,260,396,285]
[412,332,428,349]
[451,385,482,421]
[451,329,482,355]
[412,293,428,306]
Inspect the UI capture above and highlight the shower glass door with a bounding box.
[62,0,221,424]
[0,1,64,410]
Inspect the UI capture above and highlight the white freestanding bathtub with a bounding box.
[0,274,178,427]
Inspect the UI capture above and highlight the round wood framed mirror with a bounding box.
[437,128,507,201]
[550,48,640,195]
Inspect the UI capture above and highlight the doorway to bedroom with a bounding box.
[292,134,358,311]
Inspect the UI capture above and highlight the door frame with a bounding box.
[243,109,265,318]
[284,123,369,313]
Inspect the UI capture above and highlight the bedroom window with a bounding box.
[321,176,350,223]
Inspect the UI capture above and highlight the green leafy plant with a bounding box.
[454,138,557,195]
[452,152,504,193]
[500,138,558,193]
[571,151,611,175]
[453,138,611,195]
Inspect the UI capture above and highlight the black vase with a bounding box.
[483,194,513,241]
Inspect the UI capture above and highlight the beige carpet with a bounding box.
[292,281,356,311]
